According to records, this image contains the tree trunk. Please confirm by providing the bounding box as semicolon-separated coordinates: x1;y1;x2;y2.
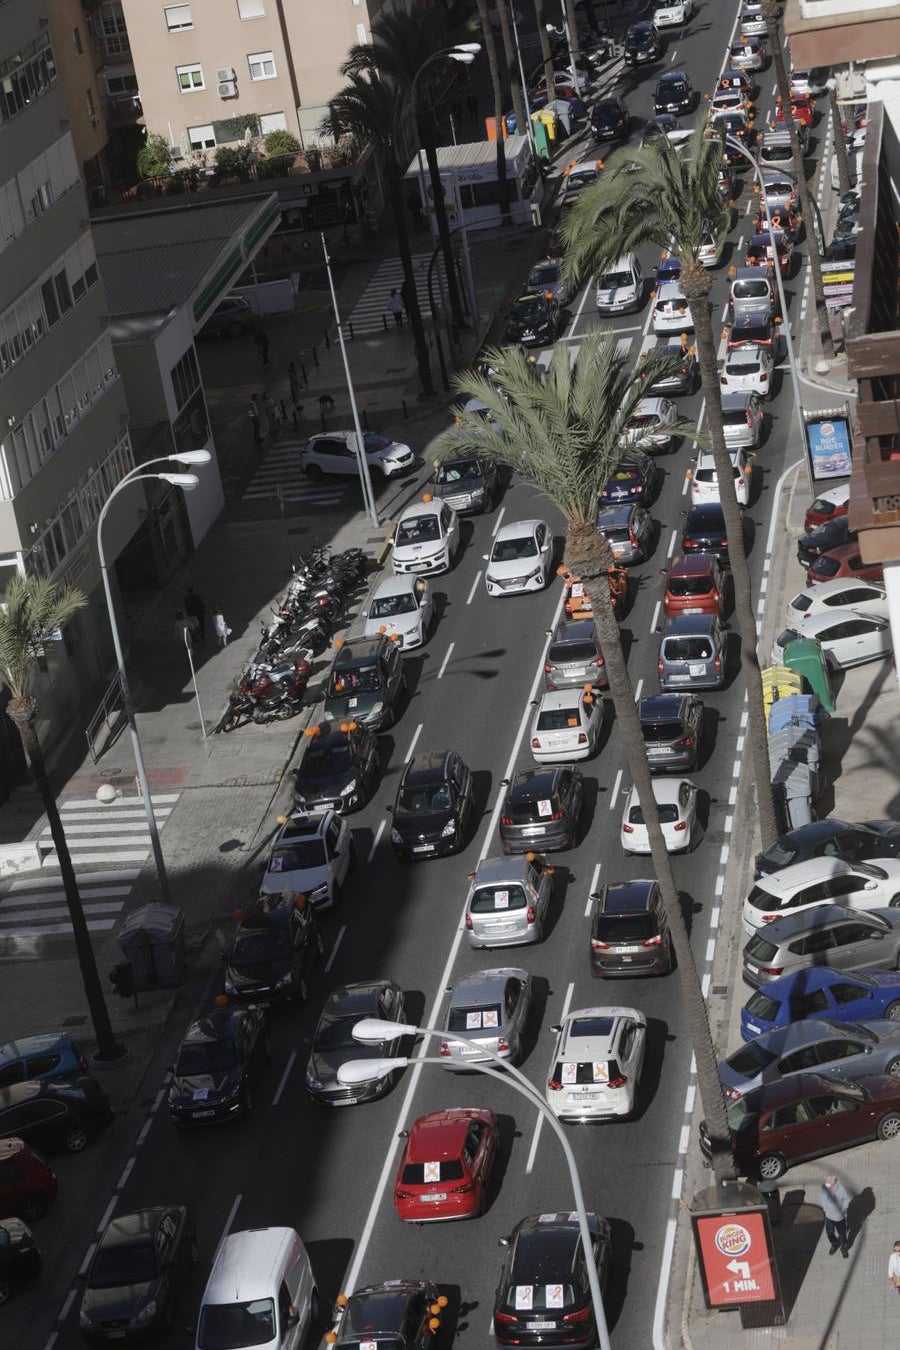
476;0;512;226
423;134;467;330
566;525;734;1183
8;699;121;1060
682;260;777;848
563;0;582;72
498;1;528;144
533;0;557;105
764;3;834;359
387;168;434;395
829;89;851;198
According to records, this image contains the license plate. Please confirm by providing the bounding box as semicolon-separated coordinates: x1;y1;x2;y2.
412;844;435;853
566;667;587;678
568;1091;600;1102
689;663;706;676
656;746;674;755
683;606;703;615
423;1192;447;1202
745;963;759;976
192;1109;215;1119
527;1322;556;1332
620;945;641;953
333;1097;358;1107
669;674;689;682
458;1044;479;1055
486;921;515;931
745;1023;760;1034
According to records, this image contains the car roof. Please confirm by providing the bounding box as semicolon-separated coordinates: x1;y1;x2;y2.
324;980;390;1017
762;966;885;999
633;396;668;415
182;1009;248;1046
794;578;882;603
407;1110;474;1160
495;518;543;541
721;390;755;409
731;267;773;284
398;499;443;522
656;281;687;300
564;161;601;178
451;968;527;1003
538;689;585;713
0;1032;75;1061
659;70;689;83
333;636;388;666
752;856;860;895
687;502;726;522
509;1213;602;1270
640;693;692;717
600;880;657;913
767;819;858;849
696;450;744;469
815;542;866;563
755;904;886;942
726;343;767;362
370;573;418;600
207;1228;302;1307
664;612;718;635
508;768;563;799
342;1282;433;1337
791;608;885;636
474;856;535;887
277;813;329;842
668;553;718;577
626;777;688;807
402;750;451;785
97;1208;168;1249
812;484;851;506
552;617;597;644
596;502;637;524
738;1072;857;1112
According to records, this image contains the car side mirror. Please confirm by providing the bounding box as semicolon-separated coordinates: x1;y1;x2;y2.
549;1024;561;1034
386;804;394;814
286;1307;300;1329
498;1235;510;1247
361;611;368;619
482;553;490;562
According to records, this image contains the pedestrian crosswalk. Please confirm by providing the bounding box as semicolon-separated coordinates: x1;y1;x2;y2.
0;792;179;957
344;251;452;339
242;439;347;507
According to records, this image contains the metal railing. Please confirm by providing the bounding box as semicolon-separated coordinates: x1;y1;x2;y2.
85;673;124;764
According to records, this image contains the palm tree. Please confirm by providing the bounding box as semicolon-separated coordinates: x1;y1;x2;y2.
563;121;778;848
532;0;558;104
0;576;121;1059
828;87;851;198
497;1;528;143
475;0;512;225
434;331;734;1181
762;0;834;359
323;71;434;395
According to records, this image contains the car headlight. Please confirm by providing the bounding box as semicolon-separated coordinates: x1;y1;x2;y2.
441;819;457;837
391;828;403;844
306;1067;324;1090
79;1310;94;1328
275;971;294;988
339;779;358;797
526;567;544;582
369;701;384;718
133;1301;158;1325
307;883;329;903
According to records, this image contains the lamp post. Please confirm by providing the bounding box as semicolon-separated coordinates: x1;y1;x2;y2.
96;450;210;904
340;1016;612;1350
411;46;480;215
507;4;538;157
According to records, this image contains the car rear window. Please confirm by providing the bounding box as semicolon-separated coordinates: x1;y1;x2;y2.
448;1005;502;1033
594;913;658;942
732;280;770;299
629;802;680;824
401;1159;464;1184
663;637;713;660
811;555;839;577
604;525;631;542
745;991;780;1021
722;407;751;426
724;1042;777;1078
470;885;527;913
504;796;560;823
537;708;582;731
552;1059;621;1084
642;720;683;743
789;593;812;612
745;933;778;960
548;641;597;665
730;356;761;374
745;884;778;910
667;575;714;595
502;1282;576;1313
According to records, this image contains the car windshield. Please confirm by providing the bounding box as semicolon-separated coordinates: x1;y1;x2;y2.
529;265;561;285
176;1038;238;1076
398;783;452;814
396;515;440;546
510;297;543;321
725;1097;757;1133
363;433;391;456
537;708;582;731
566;172;596;190
437;459;483;484
811;556;840;577
629;801;680;824
725;1042;778;1077
448;1004;502;1033
663;637;713;660
304;742;353;773
268;841;327;872
667;575;714;594
369;593;416;618
231;928;290;965
548;640;597;664
600;270;633;289
733;280;770;299
492;535;537;562
594;912;658;942
329;664;382;695
197;1299;277;1350
316;1013;369;1051
89;1241;158;1289
402;1159;464;1184
470;884;528;913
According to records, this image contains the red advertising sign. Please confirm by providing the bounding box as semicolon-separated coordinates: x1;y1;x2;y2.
693;1211;776;1306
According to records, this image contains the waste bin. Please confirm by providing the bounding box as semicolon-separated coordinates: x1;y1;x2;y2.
782;636;835;713
118;903;186;991
530;114;552;160
757;1177;782;1227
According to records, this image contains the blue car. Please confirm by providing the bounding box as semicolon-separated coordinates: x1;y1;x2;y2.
741;967;900;1041
0;1033;89;1088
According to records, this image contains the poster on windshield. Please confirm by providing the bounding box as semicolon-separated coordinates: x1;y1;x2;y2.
805;414;852;482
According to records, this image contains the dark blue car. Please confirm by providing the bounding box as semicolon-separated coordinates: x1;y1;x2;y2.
741;967;900;1041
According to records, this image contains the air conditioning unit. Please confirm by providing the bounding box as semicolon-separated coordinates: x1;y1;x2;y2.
216;68;235;82
217;80;238;98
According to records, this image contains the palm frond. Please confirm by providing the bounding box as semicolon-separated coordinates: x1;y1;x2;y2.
0;575;87;700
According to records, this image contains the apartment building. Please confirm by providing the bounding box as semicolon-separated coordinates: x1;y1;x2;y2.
0;0;142;770
118;0;397;157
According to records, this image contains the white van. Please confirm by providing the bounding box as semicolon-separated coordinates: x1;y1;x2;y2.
196;1227;317;1350
596;254;643;314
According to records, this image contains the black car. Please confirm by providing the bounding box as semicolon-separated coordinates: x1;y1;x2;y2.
430;453;501;515
224;892;324;1006
826;234;857;262
493;1213;612;1349
624;20;663;65
305;980;407;1105
590;880;673;978
322;634;405;731
79;1207;196;1342
499;767;583;854
0;1217;41;1305
754;818;900;878
639;342;698;396
599;450;658;507
590;96;628;142
503;293;559;347
641;113;680;147
682;503;732;560
332;1279;444;1350
0;1078;112;1154
391;749;475;859
167;1006;268;1125
796;515;858;567
654;71;694;115
292;721;380;813
639;693;704;772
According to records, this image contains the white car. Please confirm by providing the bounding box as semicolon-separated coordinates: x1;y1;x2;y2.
484;519;554;597
260;811;353;910
652;0;693;27
720;342;775;397
546;1007;647;1120
773;609;892;670
621;397;677;453
302;430;415;480
698;232;726;269
790;69;828;99
362;575;433;650
652;281;693;334
742;857;900;937
786;578;887;626
529;689;603;763
391;498;460;576
621;778;698;854
710;89;753;117
721;390;765;450
689;449;755;507
561;161;603;213
595;254;643;315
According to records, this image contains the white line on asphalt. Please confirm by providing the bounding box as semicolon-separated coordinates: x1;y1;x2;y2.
44;1331;59;1350
705;938;716;963
585;862;602;917
720;302;728;323
325;926;346;974
404;723;423;762
740;707;748;729
724;814;733;834
766;459;804;557
745;196;753;215
670;48;678;62
98;1196;118;1235
702;971;711;997
690;1053;696;1076
78;1245;96;1280
736;734;745;753
491;506;506;537
670;1167;684;1200
116;1158;134;1192
736;233;743;250
667;528;677;558
710;907;720;929
714;874;724;897
526;981;573;1174
719;844;729;866
221;1194;242;1242
272;1050;297;1107
650;599;661;634
633;676;643;703
759;573;768;594
678;1124;690;1153
437;642;454;679
728;784;737;806
59;1289;77;1322
609;767;623;811
367;819;386;863
151;1087;165;1113
685;1084;696;1115
681;470;689;496
466;571;482;605
136;1118;152;1148
652;1216;680;1350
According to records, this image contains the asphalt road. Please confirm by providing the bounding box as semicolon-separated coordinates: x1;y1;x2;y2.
29;2;835;1347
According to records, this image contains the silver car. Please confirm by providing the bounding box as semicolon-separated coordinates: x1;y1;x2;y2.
544;616;608;692
595;502;653;565
441;968;533;1066
464;856;554;949
658;614;727;690
719;1018;900;1100
721;390;764;450
742;905;900;989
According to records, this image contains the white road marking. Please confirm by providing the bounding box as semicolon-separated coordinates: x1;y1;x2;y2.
736;233;743;250
740;707;749;728
116;1158;134;1191
710;906;720;929
367;819;386;863
670;1167;684;1200
491;506;506;537
466;571;482;605
667;528;678;558
745;196;753;215
728;784;738;806
404;723;423;762
585;862;602;917
98;1196;118;1235
702;971;711;997
705;938;716;963
437;642;454;679
59;1289;77;1322
136;1118;152;1147
678;1124;690;1153
650;599;661;633
325;926;346;973
272;1050;297;1106
634;676;644;703
220;1194;242;1241
525;981;574;1174
609;767;623;810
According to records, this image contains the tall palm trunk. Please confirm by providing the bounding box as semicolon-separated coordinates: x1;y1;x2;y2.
7;700;121;1060
763;1;834;359
423;134;467;329
829;89;851;198
563;0;582;71
681;259;777;847
566;525;733;1183
476;0;512;226
533;0;556;104
387;166;434;395
498;1;528;143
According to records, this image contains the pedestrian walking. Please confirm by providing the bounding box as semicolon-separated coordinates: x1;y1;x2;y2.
889;1240;900;1295
407;189;425;230
212;607;231;649
183;586;207;643
175;610;195;649
262;391;281;439
288;362;303;420
254;328;271;370
821;1175;851;1258
387;288;405;329
466;93;479;126
247;393;263;446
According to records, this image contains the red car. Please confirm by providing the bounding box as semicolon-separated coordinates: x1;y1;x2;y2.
746;230;792;277
0;1138;57;1221
663;554;727;619
700;1070;900;1180
807;542;884;586
774;95;814;128
394;1108;497;1221
804;484;850;531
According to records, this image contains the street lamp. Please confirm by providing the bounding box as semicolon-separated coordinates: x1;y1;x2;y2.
339;1016;612;1350
96;449;210;904
412;47;481;214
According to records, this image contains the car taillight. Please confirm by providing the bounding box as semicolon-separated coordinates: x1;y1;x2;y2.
643;934;663;947
545;680;557;690
594;655;605;667
720;537;728;546
608;1074;628;1089
746;412;753;428
498;1037;510;1053
623;823;634;833
590;938;610;950
674;820;687;832
629;530;638;547
563;1306;591;1325
531;736;541;748
577;732;587;744
78;1054;88;1072
548;1076;562;1090
760;372;768;382
494;1311;517;1327
672;735;694;749
723;1086;743;1101
714;657;722;672
452;1181;474;1194
395;1189;414;1200
757;966;783;977
720;375;728;384
440;1041;451;1056
547;810;564;820
658;659;664;677
544;662;553;672
761;913;779;924
465;913;473;930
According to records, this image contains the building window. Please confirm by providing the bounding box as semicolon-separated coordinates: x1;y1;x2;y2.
105;72;138;97
85;87;97;125
170;347;200;411
73;27;83;56
248;51;276;81
259;111;287;134
23;435;135;580
188;123;216;150
165;4;193;31
237;0;266;17
177;63;204;92
99;2;130;56
0;235;100;382
0;39;58;125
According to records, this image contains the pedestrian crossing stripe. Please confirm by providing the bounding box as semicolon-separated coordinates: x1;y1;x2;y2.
345;252;452;338
242;441;348;507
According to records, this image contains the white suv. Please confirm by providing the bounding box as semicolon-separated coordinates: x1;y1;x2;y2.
261;811;354;910
302;431;414;480
742;857;900;936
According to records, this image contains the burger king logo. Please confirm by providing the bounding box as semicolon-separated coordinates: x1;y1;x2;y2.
714;1222;752;1257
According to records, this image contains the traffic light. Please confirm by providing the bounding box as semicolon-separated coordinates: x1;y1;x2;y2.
109;962;135;998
